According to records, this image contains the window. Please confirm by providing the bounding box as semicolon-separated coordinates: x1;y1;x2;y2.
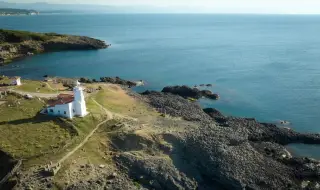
73;109;75;113
64;111;67;115
50;109;53;113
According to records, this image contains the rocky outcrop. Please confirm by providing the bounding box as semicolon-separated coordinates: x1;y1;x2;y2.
0;150;17;189
42;36;107;51
205;110;320;146
142;90;212;122
142;90;320;189
100;77;137;87
162;85;219;100
115;153;197;190
0;29;109;65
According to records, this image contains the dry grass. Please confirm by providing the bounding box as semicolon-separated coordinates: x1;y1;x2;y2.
93;84;157;120
15;80;57;93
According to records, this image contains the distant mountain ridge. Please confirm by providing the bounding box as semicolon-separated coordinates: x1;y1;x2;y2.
0;1;171;13
0;8;38;15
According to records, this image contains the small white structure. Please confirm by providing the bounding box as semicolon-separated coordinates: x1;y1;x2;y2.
42;81;88;119
12;77;21;86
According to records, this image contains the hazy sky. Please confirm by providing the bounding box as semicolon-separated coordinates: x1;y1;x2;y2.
8;0;320;14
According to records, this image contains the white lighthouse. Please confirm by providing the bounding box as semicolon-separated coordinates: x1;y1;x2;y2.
42;81;88;119
73;81;87;117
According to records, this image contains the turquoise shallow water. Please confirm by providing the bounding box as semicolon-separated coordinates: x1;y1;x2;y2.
1;14;320;158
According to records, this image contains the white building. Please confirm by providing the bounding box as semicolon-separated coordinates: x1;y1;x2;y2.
12;77;21;86
42;82;88;119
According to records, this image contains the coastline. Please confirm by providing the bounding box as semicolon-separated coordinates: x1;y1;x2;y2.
1;75;320;189
0;29;109;66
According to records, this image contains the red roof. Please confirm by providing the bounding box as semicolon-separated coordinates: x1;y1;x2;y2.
48;94;74;107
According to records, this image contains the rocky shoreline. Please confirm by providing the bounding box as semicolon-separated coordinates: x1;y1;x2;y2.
0;29;109;65
140;88;320;189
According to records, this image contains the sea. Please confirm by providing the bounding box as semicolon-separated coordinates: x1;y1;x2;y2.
1;14;320;158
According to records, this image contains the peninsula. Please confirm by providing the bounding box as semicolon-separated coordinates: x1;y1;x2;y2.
0;29;109;65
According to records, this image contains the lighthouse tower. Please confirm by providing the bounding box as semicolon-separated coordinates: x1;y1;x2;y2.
73;81;87;117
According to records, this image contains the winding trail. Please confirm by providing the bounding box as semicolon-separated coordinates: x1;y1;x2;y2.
44;82;56;91
92;99;138;121
57;118;111;164
55;99;113;165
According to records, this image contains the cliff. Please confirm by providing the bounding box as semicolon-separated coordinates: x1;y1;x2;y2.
0;29;109;65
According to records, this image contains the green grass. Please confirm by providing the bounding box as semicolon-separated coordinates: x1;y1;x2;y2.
15;80;57;93
94;87;150;115
0;29;61;43
0;95;72;159
0;76;13;85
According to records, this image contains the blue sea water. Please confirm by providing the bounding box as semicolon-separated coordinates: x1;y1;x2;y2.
1;14;320;158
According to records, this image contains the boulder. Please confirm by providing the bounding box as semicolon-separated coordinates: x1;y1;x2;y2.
100;77;137;87
161;85;220;100
162;85;202;99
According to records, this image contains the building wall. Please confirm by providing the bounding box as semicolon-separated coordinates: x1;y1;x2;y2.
16;78;21;86
12;78;21;86
47;103;74;119
73;101;87;117
73;86;87;117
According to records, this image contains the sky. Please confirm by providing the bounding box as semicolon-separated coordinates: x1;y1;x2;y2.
7;0;320;14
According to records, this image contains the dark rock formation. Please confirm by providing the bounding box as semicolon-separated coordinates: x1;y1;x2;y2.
100;77;137;87
115;153;197;190
0;150;17;189
205;111;320;146
142;91;320;190
161;85;219;100
142;91;212;122
203;108;227;124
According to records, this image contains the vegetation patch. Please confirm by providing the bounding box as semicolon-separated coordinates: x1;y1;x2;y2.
0;29;62;43
0;95;72;159
94;86;155;118
15;80;58;93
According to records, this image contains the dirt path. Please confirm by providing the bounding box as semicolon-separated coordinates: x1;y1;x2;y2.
56;99;113;165
57;118;111;164
44;82;56;91
92;99;138;121
92;99;113;118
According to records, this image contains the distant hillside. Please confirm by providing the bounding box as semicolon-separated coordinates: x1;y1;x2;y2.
0;8;38;15
0;1;171;13
0;29;109;65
